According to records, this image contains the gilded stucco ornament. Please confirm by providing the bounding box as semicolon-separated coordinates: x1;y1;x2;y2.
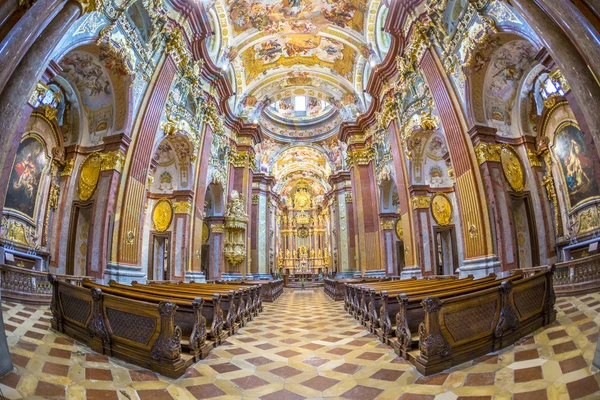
74;0;103;14
202;222;210;244
431;193;453;226
500;145;525;192
100;150;125;172
474;142;501;164
396;220;403;240
173;201;192;215
78;153;102;201
152;199;173;232
380;220;394;230
411;196;431;209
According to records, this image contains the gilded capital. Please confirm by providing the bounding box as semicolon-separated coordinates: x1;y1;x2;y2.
411;196;431;209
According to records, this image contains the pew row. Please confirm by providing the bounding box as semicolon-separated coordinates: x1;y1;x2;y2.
50;277;196;378
324;278;390;301
341;268;555;375
213;280;284;302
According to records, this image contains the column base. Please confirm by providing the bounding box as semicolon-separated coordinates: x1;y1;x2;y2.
220;272;243;281
400;266;423;279
185;271;206;283
363;269;386;278
335;271;355;279
104;263;146;284
457;256;501;279
253;274;273;280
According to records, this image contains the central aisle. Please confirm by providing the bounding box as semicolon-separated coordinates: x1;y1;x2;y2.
195;288;405;399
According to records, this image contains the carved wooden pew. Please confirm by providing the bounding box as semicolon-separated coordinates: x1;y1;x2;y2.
324;278;389;301
132;281;253;330
365;274;502;333
215;280;283;302
398;268;555;375
154;281;263;317
346;276;474;323
51;277;194;378
82;280;226;349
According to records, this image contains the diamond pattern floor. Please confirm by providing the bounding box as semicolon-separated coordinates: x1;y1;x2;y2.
1;289;599;399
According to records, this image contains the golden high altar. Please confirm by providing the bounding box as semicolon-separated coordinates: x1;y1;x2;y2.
277;185;332;274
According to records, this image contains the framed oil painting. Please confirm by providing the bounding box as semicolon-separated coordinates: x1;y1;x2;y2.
4;135;48;221
554;122;600;209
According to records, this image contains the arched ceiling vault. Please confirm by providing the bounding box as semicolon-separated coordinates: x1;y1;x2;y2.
210;0;386;143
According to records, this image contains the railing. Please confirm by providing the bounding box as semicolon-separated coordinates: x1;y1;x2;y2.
0;264;95;304
521;255;600;295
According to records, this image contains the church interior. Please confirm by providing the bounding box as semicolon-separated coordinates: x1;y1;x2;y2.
0;0;600;398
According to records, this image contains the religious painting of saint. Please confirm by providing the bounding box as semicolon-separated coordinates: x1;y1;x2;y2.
554;123;600;209
5;136;48;220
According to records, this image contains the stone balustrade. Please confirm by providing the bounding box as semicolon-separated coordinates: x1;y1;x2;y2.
0;264;94;304
521;255;600;295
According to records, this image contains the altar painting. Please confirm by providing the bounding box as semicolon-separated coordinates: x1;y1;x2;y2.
554;123;600;209
5;136;48;221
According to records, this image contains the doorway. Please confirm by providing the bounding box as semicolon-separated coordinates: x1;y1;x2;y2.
201;244;210;280
433;226;458;276
67;202;93;276
149;233;171;281
510;194;539;269
396;240;405;276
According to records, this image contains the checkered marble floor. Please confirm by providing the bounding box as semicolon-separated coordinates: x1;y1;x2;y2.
1;289;599;399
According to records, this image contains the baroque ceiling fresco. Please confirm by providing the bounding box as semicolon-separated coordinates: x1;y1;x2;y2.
209;0;389;196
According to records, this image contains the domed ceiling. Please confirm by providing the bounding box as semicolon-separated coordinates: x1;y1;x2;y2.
208;0;391;144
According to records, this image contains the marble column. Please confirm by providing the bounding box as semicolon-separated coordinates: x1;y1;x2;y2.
189;124;214;282
388;120;420;277
470;126;518;271
0;0;63;93
410;189;435;276
0;0;81;217
251;173;273;279
510;0;600;158
328;171;355;277
88;134;130;280
0;304;11;376
349;153;383;277
172;190;193;281
112;56;177;271
538;0;600;83
379;212;399;276
0;0;19;28
207;216;225;280
420;49;500;278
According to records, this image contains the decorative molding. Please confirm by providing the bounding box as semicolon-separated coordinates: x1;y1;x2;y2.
474;142;501;164
173;201;192;215
100;150;126;172
211;224;225;234
380;220;394;230
411;196;431;209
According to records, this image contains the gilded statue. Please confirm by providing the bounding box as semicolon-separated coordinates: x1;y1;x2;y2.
310;248;315;258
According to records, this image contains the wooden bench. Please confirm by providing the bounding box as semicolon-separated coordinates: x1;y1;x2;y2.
394;267;556;375
128;281;255;331
215;280;284;302
50;277;194;378
324;278;389;301
82;280;227;350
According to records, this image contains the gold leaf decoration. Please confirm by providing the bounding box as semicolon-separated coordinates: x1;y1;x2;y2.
153;199;173;232
431;193;453;226
78;153;102;201
500;145;525;192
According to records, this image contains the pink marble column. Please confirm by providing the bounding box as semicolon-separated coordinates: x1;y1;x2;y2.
510;0;600;158
469;126;518;271
171;190;193;281
87;134;130;279
0;0;81;216
379;212;399;276
207;216;225;279
0;0;63;92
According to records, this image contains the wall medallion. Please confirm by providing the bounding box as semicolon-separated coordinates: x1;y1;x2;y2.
202;222;210;244
500;146;525;192
78;153;102;201
153;199;173;232
431;193;453;226
395;219;403;240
